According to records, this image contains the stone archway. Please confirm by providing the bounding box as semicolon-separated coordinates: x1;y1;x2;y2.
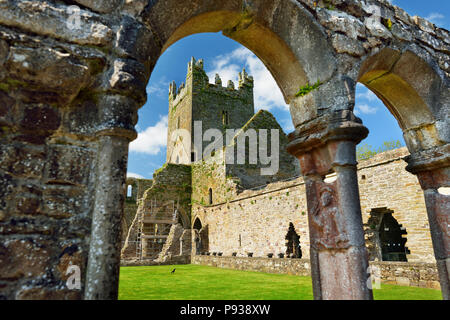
192;217;208;255
0;0;448;300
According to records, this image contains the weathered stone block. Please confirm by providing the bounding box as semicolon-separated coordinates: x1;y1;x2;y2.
19;104;61;132
0;239;51;280
317;9;365;39
42;185;84;218
0;0;113;46
0;144;46;178
115;15;160;65
16;287;81;300
45;145;93;186
104;59;147;104
73;0;123;14
96;94;139;134
331;33;365;57
5;46;90;99
14;184;42;216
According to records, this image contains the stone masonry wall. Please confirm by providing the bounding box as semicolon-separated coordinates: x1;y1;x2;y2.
192;148;434;263
191;255;440;289
358;148;433;262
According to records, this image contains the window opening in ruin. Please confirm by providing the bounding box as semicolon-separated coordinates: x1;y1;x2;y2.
365;208;410;262
209;188;213;205
127;185;132;198
193;217;202;230
379;212;409;262
285;222;302;258
222;111;229;126
191;152;196;163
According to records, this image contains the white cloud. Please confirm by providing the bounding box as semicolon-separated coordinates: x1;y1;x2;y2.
146;77;170;98
206;47;288;111
280;118;295;133
356;88;378;102
354;104;378;116
425;13;445;25
129;116;168;155
127;172;144;179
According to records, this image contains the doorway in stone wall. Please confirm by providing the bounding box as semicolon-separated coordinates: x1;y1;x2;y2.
193;217;209;255
285;222;302;259
365;208;410;262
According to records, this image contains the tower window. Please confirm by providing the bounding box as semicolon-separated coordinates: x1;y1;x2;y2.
222;111;229;126
209;188;213;205
127;185;132;198
191;152;196;163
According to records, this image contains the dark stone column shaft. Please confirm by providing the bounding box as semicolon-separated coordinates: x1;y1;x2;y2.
85;135;130;300
298;141;372;300
414;166;450;300
287;112;372;300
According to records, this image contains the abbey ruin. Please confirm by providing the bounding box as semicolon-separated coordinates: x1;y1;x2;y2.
120;59;438;290
0;0;448;300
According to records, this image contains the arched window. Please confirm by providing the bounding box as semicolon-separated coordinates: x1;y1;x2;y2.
193;217;202;231
222;111;229;125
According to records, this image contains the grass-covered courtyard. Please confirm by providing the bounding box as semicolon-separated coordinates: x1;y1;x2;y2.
118;265;442;300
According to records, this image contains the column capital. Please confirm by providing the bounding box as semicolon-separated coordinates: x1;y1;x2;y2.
287;111;368;176
405;144;450;176
94;94;140;142
287;110;368;159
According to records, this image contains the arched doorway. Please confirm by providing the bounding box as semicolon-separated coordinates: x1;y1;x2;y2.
285;223;302;259
193;217;208;255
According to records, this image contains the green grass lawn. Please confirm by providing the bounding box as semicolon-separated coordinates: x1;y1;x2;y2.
118;265;442;300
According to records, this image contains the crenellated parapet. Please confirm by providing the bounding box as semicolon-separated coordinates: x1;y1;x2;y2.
169;57;254;108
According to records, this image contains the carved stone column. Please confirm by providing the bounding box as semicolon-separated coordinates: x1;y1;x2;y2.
406;147;450;300
84;95;139;300
288;111;373;300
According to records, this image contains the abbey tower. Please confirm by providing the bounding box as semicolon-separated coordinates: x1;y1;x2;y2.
166;57;255;164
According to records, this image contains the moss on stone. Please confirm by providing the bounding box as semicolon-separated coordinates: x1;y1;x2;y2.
295;80;322;97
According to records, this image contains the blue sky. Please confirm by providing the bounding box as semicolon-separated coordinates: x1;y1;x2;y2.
127;0;449;179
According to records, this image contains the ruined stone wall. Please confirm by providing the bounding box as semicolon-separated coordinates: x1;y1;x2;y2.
191;149;239;206
121;163;192;262
191;109;300;206
122;178;153;244
193;148;433;263
191;256;440;289
192;177;310;258
225;110;300;189
358;148;434;262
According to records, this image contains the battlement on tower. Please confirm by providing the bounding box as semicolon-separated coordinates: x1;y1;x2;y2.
168;57;254;104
